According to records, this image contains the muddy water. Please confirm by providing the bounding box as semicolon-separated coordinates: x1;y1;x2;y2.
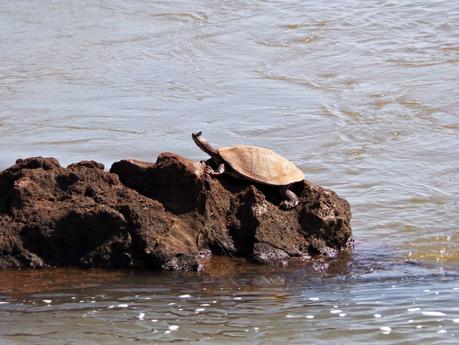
1;0;459;343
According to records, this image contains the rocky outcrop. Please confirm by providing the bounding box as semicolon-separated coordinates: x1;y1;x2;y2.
0;154;352;271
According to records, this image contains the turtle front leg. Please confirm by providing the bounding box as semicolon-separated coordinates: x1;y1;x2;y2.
205;163;225;176
279;186;299;210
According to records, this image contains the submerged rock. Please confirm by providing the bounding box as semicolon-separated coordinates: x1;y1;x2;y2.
0;154;352;271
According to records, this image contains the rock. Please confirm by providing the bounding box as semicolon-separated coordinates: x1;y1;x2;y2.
0;154;352;271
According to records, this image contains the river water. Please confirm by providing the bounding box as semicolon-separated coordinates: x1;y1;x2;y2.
0;0;458;343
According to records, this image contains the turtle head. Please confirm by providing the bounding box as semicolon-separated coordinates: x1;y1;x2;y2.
192;131;219;158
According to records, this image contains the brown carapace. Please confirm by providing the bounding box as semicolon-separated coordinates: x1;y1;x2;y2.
218;145;304;186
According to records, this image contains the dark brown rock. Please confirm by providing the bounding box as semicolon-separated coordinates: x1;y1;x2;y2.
0;154;352;271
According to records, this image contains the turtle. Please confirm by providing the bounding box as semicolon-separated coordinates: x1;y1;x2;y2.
192;131;304;210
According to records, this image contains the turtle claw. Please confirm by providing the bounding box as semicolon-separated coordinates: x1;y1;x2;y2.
279;199;299;210
204;166;214;175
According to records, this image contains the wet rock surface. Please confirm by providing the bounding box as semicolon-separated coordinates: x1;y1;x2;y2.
0;154;352;271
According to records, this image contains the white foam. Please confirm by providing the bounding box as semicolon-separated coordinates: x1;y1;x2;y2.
330;309;343;314
234;297;242;300
0;302;10;305
195;308;205;312
179;294;191;299
339;313;346;317
453;319;459;323
380;326;391;334
308;297;319;301
117;304;129;308
305;315;315;319
438;329;447;334
168;325;179;331
374;314;382;318
138;313;145;320
416;325;423;329
286;314;302;318
422;311;445;317
42;299;52;304
408;307;420;312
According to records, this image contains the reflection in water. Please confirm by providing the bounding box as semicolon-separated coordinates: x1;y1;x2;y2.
0;0;458;343
0;249;459;344
0;269;124;295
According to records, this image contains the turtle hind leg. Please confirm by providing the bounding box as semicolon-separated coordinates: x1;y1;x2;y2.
279;186;299;210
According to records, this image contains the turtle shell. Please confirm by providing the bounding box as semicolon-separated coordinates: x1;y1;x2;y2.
217;145;304;186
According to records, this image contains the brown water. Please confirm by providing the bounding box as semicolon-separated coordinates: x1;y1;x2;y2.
1;0;458;343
